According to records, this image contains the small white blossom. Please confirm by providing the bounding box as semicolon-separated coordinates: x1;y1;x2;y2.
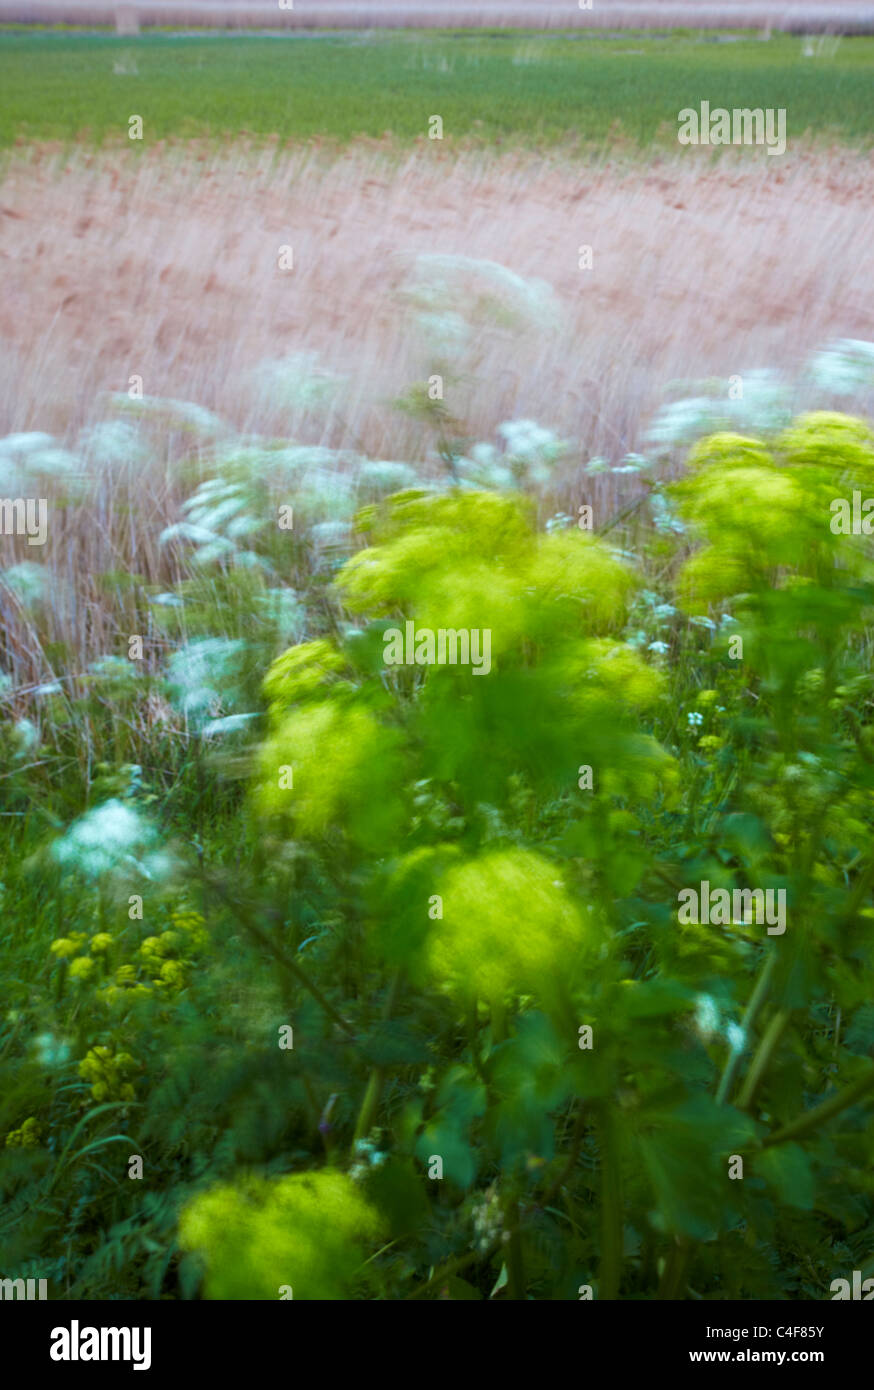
694;994;721;1039
809;339;874;396
51;798;160;881
33;1032;72;1068
165;638;245;726
12;718;39;754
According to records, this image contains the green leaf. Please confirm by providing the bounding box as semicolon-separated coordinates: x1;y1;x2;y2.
618;978;695;1019
363;1159;429;1237
721;812;772;858
436;1065;488;1128
490;1264;509;1299
756;1143;816;1210
638;1096;758;1239
845;1004;874;1056
414;1121;477;1189
358;1021;433;1067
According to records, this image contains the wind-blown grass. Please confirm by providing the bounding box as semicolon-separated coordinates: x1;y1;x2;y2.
1;141;872;679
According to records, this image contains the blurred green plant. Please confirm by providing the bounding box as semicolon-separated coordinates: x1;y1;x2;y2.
2;408;874;1303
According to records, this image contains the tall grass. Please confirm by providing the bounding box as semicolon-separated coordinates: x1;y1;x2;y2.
1;143;873;685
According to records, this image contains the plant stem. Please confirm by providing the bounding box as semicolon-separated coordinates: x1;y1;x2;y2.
716;948;777;1106
504;1192;526;1301
352;969;402;1146
211;876;356;1038
763;1063;874;1149
598;1104;623;1299
661;951;779;1301
538;1103;586;1209
737;1009;791;1111
352;1071;383;1148
485;995;526;1298
656;1238;691;1300
405;1211;524;1302
405;1246;486;1301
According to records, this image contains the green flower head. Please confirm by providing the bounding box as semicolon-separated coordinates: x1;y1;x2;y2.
777;411;874;482
523;531;636;637
427;849;592;1003
68;956;96;981
335;490;532;618
257;701;405;851
684;432;774;474
50;933;87;960
262;640;350;720
179;1170;383;1300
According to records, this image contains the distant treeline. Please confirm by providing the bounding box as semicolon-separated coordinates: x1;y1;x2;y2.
1;2;873;37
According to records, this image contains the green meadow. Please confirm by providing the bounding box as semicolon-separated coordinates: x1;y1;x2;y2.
1;29;873;150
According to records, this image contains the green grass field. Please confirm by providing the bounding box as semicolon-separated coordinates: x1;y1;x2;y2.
1;29;873;150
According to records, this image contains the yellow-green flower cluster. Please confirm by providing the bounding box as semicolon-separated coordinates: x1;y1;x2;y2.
50;932;88;959
777;411;874;482
262;640;350;718
69;956;96;981
697;735;725;755
168;909;210;950
4;1116;42;1148
257;701;405;853
685;432;775;474
258;486;676;838
78;1045;137;1103
567;638;664;712
96;910;209;1005
671;418;870;609
49;908;209;1008
524;530;636;638
336;490;635;648
336;490;533;623
50;928;115;973
43;908;211;1112
427;848;593;1004
336;495;530;660
178;1170;383;1300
